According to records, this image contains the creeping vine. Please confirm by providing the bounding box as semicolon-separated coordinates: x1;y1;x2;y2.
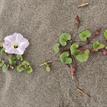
40;6;107;97
53;28;107;76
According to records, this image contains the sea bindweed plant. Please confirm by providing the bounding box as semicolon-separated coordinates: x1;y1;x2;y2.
52;29;107;80
0;33;33;73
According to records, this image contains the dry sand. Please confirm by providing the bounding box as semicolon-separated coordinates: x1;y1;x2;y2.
0;0;107;107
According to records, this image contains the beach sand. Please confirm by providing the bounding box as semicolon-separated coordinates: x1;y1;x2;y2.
0;0;107;107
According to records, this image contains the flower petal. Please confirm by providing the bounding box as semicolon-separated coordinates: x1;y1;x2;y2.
4;34;17;42
20;39;29;50
16;48;24;55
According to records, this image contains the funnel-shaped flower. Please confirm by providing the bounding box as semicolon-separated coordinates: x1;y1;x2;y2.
3;33;29;55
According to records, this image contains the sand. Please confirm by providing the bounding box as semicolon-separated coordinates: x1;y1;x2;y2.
0;0;107;107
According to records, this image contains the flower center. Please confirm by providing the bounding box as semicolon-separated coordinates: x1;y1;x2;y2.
13;44;18;49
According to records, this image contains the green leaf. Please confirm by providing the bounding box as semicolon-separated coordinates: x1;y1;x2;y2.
9;56;17;65
40;61;52;72
0;60;4;67
0;48;5;55
59;33;71;46
45;65;51;72
16;65;25;72
60;52;69;63
9;55;23;66
79;30;91;42
16;55;23;61
21;61;30;66
92;41;105;51
16;61;33;74
104;30;107;40
26;66;33;74
70;43;80;55
64;58;72;64
76;49;90;63
60;52;72;64
2;64;9;72
53;43;60;54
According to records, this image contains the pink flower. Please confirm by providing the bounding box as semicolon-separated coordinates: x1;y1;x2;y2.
3;33;29;55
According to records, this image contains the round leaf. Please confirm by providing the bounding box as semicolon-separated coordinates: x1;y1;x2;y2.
79;30;91;42
70;43;79;55
60;52;72;64
64;58;72;64
53;43;60;54
26;66;33;74
59;33;71;46
9;56;17;65
76;49;90;63
92;41;105;51
60;52;69;63
16;61;33;74
16;55;23;61
16;65;25;72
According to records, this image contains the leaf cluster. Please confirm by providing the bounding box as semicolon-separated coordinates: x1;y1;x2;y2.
53;30;107;66
0;46;33;74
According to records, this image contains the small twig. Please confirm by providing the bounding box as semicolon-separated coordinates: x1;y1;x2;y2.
39;59;58;67
94;28;102;36
61;48;70;53
75;15;81;29
69;54;80;86
77;87;91;97
78;2;89;8
90;28;102;41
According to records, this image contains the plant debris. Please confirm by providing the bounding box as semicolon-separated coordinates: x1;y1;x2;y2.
70;66;77;79
77;87;91;97
40;60;53;72
75;15;81;28
78;2;89;8
94;28;102;37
